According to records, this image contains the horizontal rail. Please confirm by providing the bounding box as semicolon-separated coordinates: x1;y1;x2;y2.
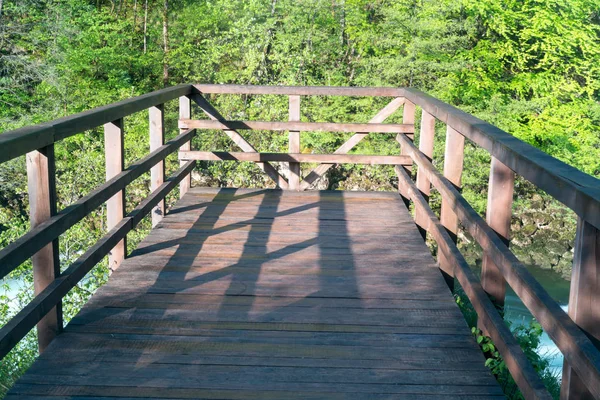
403;88;600;231
0;129;196;280
193;84;404;97
395;165;552;400
396;132;600;398
0;85;192;164
179;119;414;134
0;161;195;359
179;151;412;165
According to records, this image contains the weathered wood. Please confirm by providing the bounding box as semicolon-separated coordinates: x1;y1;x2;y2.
300;97;405;190
414;110;435;237
0;162;194;360
403;87;600;231
25;145;61;353
194;84;405;97
179;119;414;134
561;219;600;400
150;104;165;227
179;151;412;165
480;157;514;309
0;128;196;281
288;95;301;190
0;84;192;164
396;132;600;399
398;100;415;200
395;165;552;400
179;95;192;198
438;126;464;288
104;118;126;272
191;94;289;189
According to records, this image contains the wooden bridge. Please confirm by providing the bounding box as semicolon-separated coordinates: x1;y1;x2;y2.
0;85;599;399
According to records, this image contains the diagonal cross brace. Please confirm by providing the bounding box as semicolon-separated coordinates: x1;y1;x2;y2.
299;97;405;190
191;94;289;189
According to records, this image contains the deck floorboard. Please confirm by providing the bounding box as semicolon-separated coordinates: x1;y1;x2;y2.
8;188;504;399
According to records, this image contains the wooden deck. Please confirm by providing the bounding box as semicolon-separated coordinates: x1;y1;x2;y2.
7;188;503;399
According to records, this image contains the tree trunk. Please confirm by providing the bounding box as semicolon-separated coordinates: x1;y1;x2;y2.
132;0;137;46
143;0;148;53
162;0;169;86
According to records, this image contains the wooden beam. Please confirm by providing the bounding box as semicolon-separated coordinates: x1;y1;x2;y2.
179;151;412;165
288;96;301;190
396;132;600;399
395;165;553;400
104;119;126;273
25;145;61;353
300;97;405;190
179;119;414;134
480;157;514;309
0;85;192;164
414;110;436;238
0;161;195;360
0;128;196;281
403;87;600;231
193;84;405;97
149;104;165;227
438;126;465;288
179;96;192;198
398;100;415;201
191;94;288;189
561;219;600;400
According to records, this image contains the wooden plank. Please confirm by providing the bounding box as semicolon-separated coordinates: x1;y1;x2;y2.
395;165;552;400
414;110;435;237
0;129;196;280
561;219;600;400
191;94;289;189
179;151;412;165
25;145;61;352
480;156;514;308
288;95;301;190
0;85;192;164
179;96;192;198
193;84;405;97
398;100;415;201
300;97;405;190
0;162;194;360
179;119;414;134
104;118;126;272
438;126;464;288
403;87;600;231
150;104;166;227
396;132;600;399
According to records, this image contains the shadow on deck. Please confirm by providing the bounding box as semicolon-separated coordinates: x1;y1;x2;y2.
6;187;502;399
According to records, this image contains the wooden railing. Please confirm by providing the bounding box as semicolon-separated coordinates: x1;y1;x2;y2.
0;84;599;400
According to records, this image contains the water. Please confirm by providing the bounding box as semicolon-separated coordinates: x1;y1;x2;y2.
502;264;571;378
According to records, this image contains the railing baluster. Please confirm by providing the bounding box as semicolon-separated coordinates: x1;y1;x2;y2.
480;156;514;309
398;100;415;201
150;104;165;227
414;110;435;239
179;95;192;198
288;95;301;190
561;218;600;400
439;126;465;289
26;145;61;352
104;118;126;272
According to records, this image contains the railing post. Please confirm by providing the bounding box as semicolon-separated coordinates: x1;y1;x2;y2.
398;100;416;201
480;157;514;309
561;218;600;400
414;110;435;239
439;126;465;289
150;104;165;227
179;95;192;198
26;145;61;352
288;95;301;190
104;118;126;272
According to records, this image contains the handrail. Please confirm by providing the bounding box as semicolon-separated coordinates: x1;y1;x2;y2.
0;84;192;164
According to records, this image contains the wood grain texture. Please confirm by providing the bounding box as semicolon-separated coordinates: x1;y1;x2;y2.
288;95;301;190
150;104;166;227
7;187;500;399
179;96;192;198
179;119;414;133
179;151;411;165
